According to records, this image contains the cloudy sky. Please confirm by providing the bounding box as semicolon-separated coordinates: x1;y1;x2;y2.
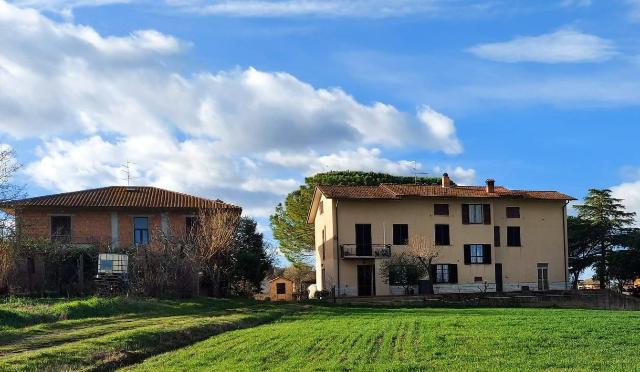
2;0;640;254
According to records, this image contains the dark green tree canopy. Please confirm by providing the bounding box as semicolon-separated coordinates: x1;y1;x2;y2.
270;171;442;264
572;189;637;289
229;217;273;295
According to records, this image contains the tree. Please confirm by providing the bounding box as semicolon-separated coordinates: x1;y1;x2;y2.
270;171;442;264
193;207;242;297
567;216;598;288
283;263;313;299
607;248;640;291
228;217;273;295
379;234;438;295
0;149;23;292
574;189;636;289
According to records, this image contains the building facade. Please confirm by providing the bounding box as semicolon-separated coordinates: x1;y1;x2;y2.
308;175;575;296
1;186;240;294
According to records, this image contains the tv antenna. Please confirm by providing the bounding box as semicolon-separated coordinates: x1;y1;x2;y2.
411;161;429;184
121;161;137;186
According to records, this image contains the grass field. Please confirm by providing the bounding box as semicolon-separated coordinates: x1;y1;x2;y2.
0;297;298;371
132;305;640;371
2;298;640;371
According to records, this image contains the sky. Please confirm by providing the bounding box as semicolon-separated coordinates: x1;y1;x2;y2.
1;0;640;264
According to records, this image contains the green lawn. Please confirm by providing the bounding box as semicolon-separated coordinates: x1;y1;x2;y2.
0;297;298;371
3;299;640;371
131;305;640;371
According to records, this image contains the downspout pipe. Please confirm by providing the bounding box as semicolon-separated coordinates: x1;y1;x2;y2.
562;200;569;290
335;200;340;297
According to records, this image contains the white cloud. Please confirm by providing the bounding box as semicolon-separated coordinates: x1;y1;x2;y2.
7;0;512;19
612;181;640;225
468;29;616;63
0;1;466;217
418;106;462;155
168;0;442;17
265;148;415;175
241;178;299;195
432;166;476;185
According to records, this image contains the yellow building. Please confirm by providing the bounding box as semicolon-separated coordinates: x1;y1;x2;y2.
307;174;575;296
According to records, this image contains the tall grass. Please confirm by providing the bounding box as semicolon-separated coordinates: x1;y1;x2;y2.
0;296;219;330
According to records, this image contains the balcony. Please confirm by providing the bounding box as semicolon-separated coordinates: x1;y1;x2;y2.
340;244;391;259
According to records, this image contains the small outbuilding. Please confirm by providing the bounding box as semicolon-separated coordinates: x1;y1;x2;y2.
268;276;294;301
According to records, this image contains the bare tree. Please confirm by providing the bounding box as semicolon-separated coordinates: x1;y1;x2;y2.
283;263;313;300
379;234;439;295
0;148;24;235
407;234;439;283
0;148;23;292
192;207;241;297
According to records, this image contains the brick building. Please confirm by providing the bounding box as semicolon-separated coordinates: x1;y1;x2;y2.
0;186;240;294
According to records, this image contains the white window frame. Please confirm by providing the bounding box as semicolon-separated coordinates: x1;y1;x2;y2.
470;244;484;263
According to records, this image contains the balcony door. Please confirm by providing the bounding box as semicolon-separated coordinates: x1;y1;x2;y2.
355;224;372;256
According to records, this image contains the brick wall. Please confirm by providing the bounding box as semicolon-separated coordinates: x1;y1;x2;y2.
16;208;195;246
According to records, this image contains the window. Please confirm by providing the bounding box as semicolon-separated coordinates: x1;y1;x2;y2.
474;276;483;282
507;226;521;247
494;226;501;247
322;228;326;260
393;224;409;245
434;204;449;216
506;206;520;218
463;204;490;224
434;224;450;245
50;216;71;240
464;244;491;264
436;264;449;283
134;217;149;245
468;204;483;224
470;244;484;263
537;263;549;291
433;264;457;284
276;282;286;295
389;265;418;286
319;200;324;215
186;216;199;235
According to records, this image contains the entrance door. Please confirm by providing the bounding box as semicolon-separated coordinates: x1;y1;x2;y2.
355;224;372;256
537;263;549;291
495;263;503;292
357;265;374;296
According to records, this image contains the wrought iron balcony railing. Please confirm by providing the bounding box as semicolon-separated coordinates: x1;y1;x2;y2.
340;244;391;259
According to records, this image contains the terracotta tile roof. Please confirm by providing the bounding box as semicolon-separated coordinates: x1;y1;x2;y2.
0;186;241;211
316;184;575;201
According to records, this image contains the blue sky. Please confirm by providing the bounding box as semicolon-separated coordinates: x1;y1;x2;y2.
2;0;640;264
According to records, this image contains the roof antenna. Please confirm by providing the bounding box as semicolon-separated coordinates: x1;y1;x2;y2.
121;161;137;189
411;161;429;184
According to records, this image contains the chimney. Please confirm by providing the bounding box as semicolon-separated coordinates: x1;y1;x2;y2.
486;179;495;193
441;173;450;188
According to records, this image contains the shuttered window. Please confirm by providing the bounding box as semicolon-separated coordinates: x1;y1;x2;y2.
494;226;501;247
463;204;491;224
434;224;450;245
464;244;492;265
507;226;521;247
